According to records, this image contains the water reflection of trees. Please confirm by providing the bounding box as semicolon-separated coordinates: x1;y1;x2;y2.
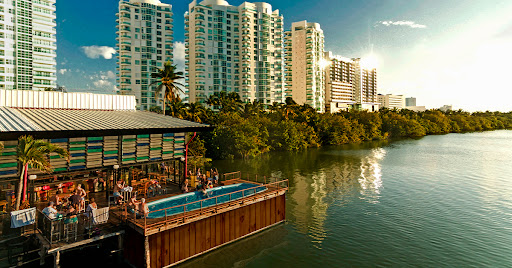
212;140;388;248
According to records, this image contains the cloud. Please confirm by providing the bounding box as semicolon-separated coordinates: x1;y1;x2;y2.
173;42;186;72
93;80;112;88
81;46;116;59
378;21;427;29
100;71;116;80
58;69;68;75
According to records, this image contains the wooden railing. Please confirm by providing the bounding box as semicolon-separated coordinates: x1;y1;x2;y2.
124;173;288;234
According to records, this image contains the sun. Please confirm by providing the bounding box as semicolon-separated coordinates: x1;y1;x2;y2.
360;54;380;70
319;58;331;69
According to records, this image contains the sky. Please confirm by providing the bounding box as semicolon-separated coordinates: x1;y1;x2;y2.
55;0;512;112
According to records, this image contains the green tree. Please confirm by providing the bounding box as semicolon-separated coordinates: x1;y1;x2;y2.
167;100;187;119
242;100;264;118
15;136;69;210
149;105;163;114
150;62;185;114
185;102;207;123
206;91;243;113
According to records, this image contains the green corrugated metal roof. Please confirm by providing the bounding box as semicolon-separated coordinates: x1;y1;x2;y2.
0;108;209;133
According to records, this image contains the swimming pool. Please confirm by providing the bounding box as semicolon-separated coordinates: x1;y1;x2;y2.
146;183;267;219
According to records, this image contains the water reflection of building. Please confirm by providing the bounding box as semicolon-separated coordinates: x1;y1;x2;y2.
288;146;386;248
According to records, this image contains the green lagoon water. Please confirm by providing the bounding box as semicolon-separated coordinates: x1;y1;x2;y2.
180;130;512;267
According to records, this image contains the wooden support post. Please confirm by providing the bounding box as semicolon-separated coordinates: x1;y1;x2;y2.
118;233;124;264
54;251;60;268
144;236;150;268
40;244;46;266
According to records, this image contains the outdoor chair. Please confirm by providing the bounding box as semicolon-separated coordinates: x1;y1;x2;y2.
92;207;109;225
63;217;78;242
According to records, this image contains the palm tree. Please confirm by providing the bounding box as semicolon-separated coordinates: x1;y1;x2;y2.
15;136;69;210
167;99;187;119
149;62;185;114
206;91;243;113
186;102;207;123
149;105;163;114
242;100;264;118
283;97;298;119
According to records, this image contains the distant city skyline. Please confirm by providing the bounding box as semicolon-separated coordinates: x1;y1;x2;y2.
55;0;512;112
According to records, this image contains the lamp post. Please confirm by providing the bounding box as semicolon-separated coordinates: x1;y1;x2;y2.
29;175;37;206
107;165;120;201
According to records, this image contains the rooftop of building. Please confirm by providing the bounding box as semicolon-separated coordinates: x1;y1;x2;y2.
0;106;209;137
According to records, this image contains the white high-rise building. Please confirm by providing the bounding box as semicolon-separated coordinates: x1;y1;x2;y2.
0;0;57;91
116;0;173;110
324;52;356;113
185;0;285;105
353;58;378;106
378;94;405;109
284;21;325;112
324;52;379;112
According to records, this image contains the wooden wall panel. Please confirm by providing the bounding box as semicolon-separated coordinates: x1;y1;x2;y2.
142;195;286;268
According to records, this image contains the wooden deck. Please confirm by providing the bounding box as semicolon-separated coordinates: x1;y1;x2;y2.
122;174;289;268
120;179;288;236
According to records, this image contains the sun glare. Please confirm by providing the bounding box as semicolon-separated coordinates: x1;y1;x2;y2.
319;58;331;69
360;54;380;70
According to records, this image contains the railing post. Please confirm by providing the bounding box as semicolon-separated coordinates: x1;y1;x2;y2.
200;200;203;212
183;206;186;223
215;197;218;206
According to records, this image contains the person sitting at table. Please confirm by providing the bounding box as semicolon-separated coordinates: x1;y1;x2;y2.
113;181;124;204
69;190;82;207
86;197;98;218
49;194;61;207
148;180;161;196
118;180;133;193
64;204;78;224
42;201;59;220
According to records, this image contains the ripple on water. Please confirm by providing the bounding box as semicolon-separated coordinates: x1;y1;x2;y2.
204;131;512;268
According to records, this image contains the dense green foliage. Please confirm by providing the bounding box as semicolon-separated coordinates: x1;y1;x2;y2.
160;95;512;160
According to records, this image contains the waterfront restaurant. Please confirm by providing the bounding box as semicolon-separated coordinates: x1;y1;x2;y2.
0;91;209;210
0;90;288;267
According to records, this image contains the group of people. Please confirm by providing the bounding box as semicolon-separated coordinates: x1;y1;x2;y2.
127;193;149;219
42;183;98;225
181;168;220;196
112;180;134;204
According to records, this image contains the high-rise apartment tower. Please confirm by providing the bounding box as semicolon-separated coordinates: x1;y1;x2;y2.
284;21;325;112
324;52;379;112
185;0;285;105
116;0;173;110
0;0;57;91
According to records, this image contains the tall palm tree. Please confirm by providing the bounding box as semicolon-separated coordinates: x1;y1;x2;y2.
149;62;185;114
15;136;69;210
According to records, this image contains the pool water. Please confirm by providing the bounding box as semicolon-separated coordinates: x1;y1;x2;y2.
146;183;267;219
